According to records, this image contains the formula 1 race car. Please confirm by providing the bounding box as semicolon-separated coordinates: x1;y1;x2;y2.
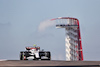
20;46;51;60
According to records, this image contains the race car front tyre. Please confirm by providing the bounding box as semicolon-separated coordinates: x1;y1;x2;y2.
47;52;51;60
20;52;24;60
40;52;51;60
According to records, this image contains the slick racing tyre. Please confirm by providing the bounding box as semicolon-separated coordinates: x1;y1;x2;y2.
47;52;51;60
20;52;24;60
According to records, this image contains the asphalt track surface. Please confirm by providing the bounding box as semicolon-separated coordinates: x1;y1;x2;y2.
0;60;100;67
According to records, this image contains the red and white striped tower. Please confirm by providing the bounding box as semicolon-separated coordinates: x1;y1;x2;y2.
51;17;83;61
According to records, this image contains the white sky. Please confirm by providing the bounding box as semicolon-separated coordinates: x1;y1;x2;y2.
0;0;100;61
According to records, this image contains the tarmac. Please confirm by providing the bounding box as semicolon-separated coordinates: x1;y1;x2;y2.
0;60;100;67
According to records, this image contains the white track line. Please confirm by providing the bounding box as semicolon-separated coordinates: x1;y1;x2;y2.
0;59;7;61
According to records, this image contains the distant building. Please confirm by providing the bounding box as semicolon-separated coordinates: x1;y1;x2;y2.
51;17;83;61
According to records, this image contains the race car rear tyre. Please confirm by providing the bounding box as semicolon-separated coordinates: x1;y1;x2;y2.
20;52;24;60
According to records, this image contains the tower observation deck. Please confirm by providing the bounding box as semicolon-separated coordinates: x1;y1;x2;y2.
51;17;83;61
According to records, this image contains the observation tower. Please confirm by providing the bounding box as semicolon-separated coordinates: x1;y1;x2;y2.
51;17;83;61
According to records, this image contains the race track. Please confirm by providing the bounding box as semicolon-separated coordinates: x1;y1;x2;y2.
0;60;100;67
